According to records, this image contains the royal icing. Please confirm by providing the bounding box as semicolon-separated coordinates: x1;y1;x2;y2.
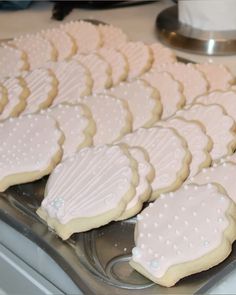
0;114;63;192
150;43;176;68
98;24;128;48
158;117;212;177
81;94;132;146
142;70;185;119
155;62;208;104
119;126;190;199
176;103;236;160
108;80;162;130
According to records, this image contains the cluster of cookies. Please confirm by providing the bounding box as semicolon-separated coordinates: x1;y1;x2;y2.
1;20;236;287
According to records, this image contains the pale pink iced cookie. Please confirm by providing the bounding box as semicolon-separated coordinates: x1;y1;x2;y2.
73;53;112;93
0;46;28;79
195;90;236;122
97;47;128;85
158;117;212;177
0;84;8;113
118;42;153;80
98;24;128;48
155;62;208;104
189;162;236;204
107;80;162;130
142;70;185;119
195;63;235;91
119;126;191;200
22;68;57;115
40;28;76;61
150;43;177;68
0;77;29;120
0;114;63;192
8;35;56;70
130;183;236;287
81;94;132;146
47;60;92;106
61;21;102;53
37;145;139;240
175;103;236;161
44;103;96;160
117;147;154;221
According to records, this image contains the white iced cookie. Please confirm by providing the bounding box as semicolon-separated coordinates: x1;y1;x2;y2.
0;77;29;120
47;60;92;106
97;47;128;85
117;147;154;221
98;24;128;48
73;53;112;93
119;126;191;200
60;21;102;53
108;80;162;130
142;70;185;119
195;90;236;122
155;62;208;104
40;28;76;60
118;42;153;80
195;63;235;91
150;43;177;68
0;84;8;113
45;103;96;160
81;94;132;146
0;114;63;192
37;144;139;240
22;68;58;115
0;46;28;79
158;117;212;177
176;103;236;161
130;183;236;287
8;35;56;70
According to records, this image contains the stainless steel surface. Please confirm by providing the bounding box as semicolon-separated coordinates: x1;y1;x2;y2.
156;6;236;56
1;179;236;294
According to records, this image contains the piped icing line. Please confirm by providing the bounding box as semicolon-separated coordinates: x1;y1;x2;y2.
130;183;236;287
37;144;139;240
0;114;64;192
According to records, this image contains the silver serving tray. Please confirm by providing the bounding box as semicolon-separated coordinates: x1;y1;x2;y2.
1;178;236;295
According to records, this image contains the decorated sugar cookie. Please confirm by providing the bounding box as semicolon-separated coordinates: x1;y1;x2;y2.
116;147;154;221
108;80;162;130
37;145;139;240
74;53;112;93
0;84;8;113
119;126;191;200
158;117;212;177
81;94;132;146
45;103;96;159
176;103;236;161
142;70;185;119
155;62;208;104
195;63;235;91
0;114;63;192
98;24;128;48
47;60;92;106
98;47;128;85
150;43;177;68
131;183;236;287
0;46;28;79
118;42;153;80
22;68;58;115
61;21;102;53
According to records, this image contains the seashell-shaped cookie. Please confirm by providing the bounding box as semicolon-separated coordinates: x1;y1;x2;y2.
130;183;236;287
37;145;139;240
44;103;96;160
0;114;63;192
81;94;132;146
119;126;191;200
98;24;128;48
175;103;236;161
142;70;185;119
150;43;177;68
0;84;8;113
157;117;212;177
107;80;162;130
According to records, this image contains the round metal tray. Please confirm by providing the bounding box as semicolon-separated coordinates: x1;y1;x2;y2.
156;6;236;56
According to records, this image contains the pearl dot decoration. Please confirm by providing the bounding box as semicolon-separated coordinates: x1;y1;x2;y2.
130;183;236;287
